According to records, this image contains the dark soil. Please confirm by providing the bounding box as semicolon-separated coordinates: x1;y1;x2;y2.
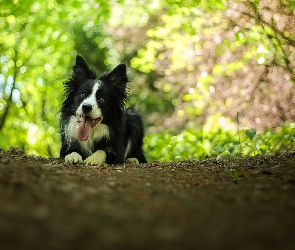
0;148;295;250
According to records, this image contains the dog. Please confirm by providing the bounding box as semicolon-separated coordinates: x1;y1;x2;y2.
59;55;147;166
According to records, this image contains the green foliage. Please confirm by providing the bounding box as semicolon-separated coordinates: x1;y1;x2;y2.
0;0;294;162
144;124;295;162
0;0;111;157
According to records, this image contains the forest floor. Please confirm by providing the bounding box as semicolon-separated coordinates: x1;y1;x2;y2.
0;148;295;250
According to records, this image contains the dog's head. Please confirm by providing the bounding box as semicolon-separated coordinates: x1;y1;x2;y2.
63;55;128;141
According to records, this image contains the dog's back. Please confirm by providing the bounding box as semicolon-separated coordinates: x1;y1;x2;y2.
124;108;147;163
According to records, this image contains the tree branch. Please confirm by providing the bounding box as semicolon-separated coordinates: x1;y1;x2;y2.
0;22;26;131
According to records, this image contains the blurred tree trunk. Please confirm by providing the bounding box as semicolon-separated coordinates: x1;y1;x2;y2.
0;21;26;132
0;49;19;131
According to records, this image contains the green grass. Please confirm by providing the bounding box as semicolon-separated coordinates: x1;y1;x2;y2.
144;124;295;162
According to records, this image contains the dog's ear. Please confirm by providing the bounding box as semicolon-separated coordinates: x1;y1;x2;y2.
99;64;129;105
106;64;128;87
72;55;97;83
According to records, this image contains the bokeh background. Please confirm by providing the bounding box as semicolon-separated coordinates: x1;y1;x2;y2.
1;0;295;161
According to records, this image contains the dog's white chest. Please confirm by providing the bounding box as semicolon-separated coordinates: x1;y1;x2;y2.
64;115;110;156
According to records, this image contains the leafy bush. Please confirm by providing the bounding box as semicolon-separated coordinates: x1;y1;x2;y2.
144;124;295;162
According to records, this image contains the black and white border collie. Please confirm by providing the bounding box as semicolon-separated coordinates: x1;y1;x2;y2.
60;55;147;166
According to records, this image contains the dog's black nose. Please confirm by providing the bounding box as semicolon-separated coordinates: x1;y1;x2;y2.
82;103;93;113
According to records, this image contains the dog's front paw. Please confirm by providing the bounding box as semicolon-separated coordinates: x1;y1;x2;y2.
125;158;139;164
85;150;106;166
65;152;83;164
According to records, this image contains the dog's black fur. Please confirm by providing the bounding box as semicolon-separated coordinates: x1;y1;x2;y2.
59;55;146;165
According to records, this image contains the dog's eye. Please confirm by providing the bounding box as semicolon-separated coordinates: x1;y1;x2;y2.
79;93;85;99
99;98;105;103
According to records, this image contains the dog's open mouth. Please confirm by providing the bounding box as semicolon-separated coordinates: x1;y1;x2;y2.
76;115;101;141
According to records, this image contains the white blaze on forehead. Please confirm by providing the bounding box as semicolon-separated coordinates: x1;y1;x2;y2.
85;81;101;106
77;81;103;119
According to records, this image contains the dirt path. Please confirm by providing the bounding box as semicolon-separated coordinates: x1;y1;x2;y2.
0;149;295;249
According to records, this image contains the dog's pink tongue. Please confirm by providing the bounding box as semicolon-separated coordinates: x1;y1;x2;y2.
77;118;92;141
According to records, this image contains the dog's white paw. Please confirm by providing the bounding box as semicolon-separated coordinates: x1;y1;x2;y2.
125;158;139;164
85;150;106;166
65;152;83;164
